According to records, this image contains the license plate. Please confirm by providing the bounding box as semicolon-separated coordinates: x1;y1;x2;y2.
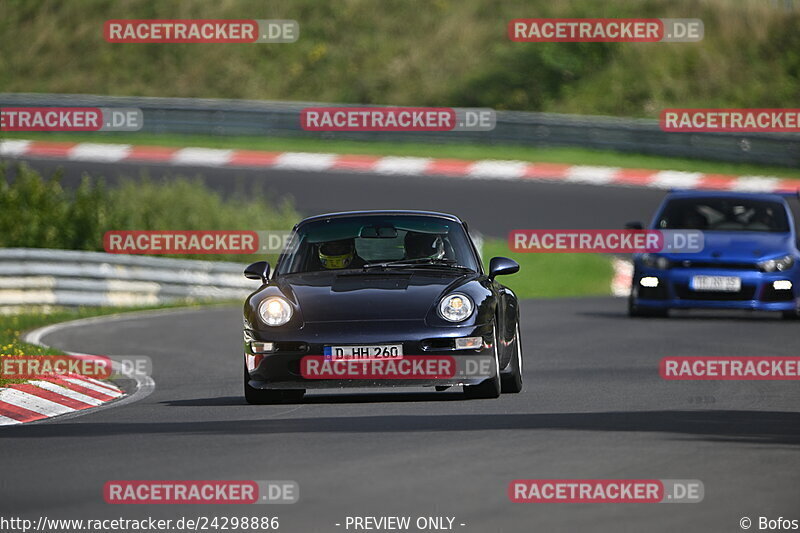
690;275;741;292
323;344;403;361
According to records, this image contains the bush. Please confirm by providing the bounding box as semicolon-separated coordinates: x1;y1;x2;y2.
0;163;299;262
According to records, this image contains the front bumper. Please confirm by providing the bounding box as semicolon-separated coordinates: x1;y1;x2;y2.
631;266;799;311
244;319;497;390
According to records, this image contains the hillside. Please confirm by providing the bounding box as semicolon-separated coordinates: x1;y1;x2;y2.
0;0;798;117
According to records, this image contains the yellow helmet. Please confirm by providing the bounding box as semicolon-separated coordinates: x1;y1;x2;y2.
319;239;355;269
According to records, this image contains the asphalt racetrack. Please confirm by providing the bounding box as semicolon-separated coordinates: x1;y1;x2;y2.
1;157;668;237
2;155;800;532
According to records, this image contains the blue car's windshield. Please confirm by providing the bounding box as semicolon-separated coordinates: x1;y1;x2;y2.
276;215;480;274
655;198;790;233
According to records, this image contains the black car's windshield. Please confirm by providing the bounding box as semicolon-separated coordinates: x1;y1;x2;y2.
276;214;480;274
655;198;790;233
362;257;461;269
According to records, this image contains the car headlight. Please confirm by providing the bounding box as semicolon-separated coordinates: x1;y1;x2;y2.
641;253;670;270
438;293;474;322
758;254;795;272
258;296;293;326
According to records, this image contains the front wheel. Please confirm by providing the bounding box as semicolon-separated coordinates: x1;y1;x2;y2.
782;309;800;320
244;364;304;404
628;296;668;318
464;326;501;400
500;323;523;393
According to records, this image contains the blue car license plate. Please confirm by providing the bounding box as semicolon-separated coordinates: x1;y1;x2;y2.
690;275;741;292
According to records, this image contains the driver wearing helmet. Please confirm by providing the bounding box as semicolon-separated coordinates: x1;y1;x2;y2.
404;232;446;260
317;238;364;269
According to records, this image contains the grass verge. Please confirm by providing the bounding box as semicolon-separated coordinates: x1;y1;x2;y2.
482;239;613;299
3;132;798;179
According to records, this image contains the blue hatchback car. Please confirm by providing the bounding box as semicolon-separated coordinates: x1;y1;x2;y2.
628;191;800;319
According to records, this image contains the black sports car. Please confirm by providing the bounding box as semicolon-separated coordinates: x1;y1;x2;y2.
242;210;522;403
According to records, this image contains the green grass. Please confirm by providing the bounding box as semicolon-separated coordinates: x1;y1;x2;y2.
0;302;228;387
482;239;613;299
4;131;798;179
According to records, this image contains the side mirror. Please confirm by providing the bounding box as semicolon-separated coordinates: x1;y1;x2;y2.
625;221;644;230
244;261;270;283
488;257;519;279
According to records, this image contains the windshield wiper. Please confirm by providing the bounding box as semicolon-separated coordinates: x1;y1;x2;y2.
362;258;464;270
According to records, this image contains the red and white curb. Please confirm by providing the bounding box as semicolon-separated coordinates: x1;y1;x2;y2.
611;258;634;297
0;309;169;426
1;139;797;192
0;371;124;425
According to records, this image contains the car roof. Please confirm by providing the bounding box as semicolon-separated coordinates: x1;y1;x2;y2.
297;210;464;226
664;190;790;203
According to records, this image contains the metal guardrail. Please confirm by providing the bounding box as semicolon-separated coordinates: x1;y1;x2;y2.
0;248;257;308
1;93;798;167
0;234;484;309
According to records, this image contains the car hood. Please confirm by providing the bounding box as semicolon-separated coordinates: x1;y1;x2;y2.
275;269;475;322
662;231;794;262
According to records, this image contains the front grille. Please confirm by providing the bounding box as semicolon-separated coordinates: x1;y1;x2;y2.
273;342;308;353
421;338;455;351
674;283;756;301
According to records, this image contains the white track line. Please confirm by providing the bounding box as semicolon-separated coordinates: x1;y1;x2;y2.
0;388;74;416
62;377;124;397
467;160;529;179
0;139;32;156
69;143;131;162
372;156;431;175
171;148;233;166
649;171;704;189
30;380;105;406
4;140;794;192
0;414;19;426
274;152;337;171
566;166;620;185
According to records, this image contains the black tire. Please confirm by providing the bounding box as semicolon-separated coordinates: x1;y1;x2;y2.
244;364;304;404
628;296;668;318
500;323;523;393
464;326;501;400
782;309;800;320
627;295;641;317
